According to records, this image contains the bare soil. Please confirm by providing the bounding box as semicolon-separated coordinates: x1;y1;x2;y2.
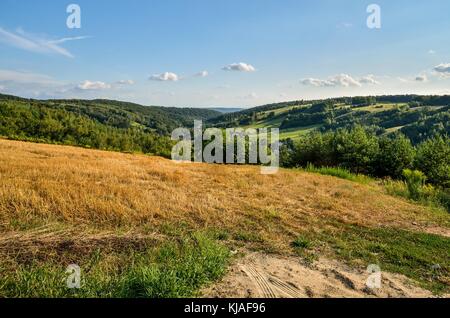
204;252;448;298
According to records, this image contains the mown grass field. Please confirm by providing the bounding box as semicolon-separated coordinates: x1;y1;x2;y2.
0;139;449;296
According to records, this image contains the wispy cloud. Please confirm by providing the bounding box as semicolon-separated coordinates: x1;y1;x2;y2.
194;70;209;78
222;62;256;72
115;79;135;85
0;69;57;84
48;36;92;45
0;27;90;58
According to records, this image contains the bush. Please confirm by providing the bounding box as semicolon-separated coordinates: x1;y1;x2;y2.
403;169;427;200
384;174;449;212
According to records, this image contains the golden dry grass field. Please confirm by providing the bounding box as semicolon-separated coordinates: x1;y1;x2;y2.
0;139;449;297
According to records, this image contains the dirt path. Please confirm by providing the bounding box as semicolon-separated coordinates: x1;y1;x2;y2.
203;252;445;298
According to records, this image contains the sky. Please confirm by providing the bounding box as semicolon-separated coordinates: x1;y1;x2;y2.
0;0;449;108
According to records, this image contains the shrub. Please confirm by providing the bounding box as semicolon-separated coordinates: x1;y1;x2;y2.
384;174;448;212
403;169;427;200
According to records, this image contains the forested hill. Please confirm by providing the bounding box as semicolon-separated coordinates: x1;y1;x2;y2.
0;93;221;157
0;93;221;135
207;95;450;144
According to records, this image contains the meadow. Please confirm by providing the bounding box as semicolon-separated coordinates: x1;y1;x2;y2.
0;139;448;296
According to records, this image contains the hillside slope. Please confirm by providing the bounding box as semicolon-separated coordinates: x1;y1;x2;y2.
0;139;449;296
208;95;450;143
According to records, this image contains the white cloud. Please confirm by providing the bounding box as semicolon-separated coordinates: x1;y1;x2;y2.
428;49;436;54
222;62;256;72
116;79;135;85
300;74;362;87
77;80;111;90
195;70;209;77
149;72;179;81
300;78;331;87
434;63;450;77
359;74;380;85
0;27;89;58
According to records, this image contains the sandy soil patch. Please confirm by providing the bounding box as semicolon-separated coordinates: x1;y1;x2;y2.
204;252;447;298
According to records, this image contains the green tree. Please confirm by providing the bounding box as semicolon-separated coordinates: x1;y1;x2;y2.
291;131;335;167
333;126;379;174
414;136;450;187
376;134;415;179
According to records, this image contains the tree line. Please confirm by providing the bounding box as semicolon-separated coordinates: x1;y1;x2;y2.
280;126;449;188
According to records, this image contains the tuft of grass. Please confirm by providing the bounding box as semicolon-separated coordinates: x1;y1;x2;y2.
304;164;373;184
265;208;281;220
0;233;230;298
291;236;312;250
233;231;264;243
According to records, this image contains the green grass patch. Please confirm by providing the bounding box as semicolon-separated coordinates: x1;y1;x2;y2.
0;233;230;298
384;179;450;213
303;164;373;184
320;225;450;294
233;231;264;243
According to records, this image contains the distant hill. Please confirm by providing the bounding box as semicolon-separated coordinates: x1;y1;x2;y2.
0;93;221;156
0;93;221;135
1;93;449;147
207;95;450;144
207;107;244;114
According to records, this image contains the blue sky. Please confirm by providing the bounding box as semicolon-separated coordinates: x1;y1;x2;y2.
1;0;449;107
